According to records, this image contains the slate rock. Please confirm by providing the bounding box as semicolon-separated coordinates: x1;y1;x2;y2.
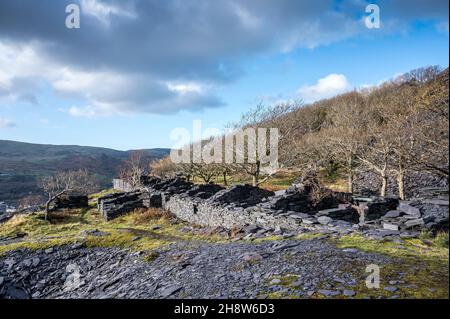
404;219;425;228
383;223;399;231
383;210;403;218
160;285;183;298
343;290;356;297
317;216;332;225
398;202;421;217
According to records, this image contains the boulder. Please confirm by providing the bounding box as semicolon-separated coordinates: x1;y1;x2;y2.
357;197;399;222
317;207;360;223
383;223;400;231
404;218;425;229
398;201;421;217
383;210;403;219
317;216;332;225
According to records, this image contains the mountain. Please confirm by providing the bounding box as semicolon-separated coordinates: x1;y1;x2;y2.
0;140;170;205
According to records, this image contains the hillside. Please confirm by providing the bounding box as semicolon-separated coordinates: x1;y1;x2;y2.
0;140;170;205
151;67;449;199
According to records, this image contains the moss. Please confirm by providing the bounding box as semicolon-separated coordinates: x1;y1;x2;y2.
88;189;118;201
0;207;224;257
332;234;449;299
334;234;449;261
252;235;284;243
0;237;76;255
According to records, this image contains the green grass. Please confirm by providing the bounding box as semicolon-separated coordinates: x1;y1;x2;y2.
332;233;449;299
0;207;224;257
256;232;449;299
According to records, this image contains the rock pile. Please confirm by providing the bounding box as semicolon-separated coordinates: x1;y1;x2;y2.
355;197;399;222
207;184;274;208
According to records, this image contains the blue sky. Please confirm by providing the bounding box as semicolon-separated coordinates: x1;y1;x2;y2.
0;0;448;150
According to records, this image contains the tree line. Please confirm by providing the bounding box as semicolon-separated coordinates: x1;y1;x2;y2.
150;66;449;200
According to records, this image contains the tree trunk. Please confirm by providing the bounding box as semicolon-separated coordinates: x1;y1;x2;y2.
223;171;228;186
397;164;406;200
380;170;388;197
347;173;354;194
45;195;56;221
44;191;67;221
252;161;261;187
45;200;51;221
252;174;258;187
347;156;354;194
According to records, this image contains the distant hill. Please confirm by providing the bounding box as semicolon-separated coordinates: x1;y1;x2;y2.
0;140;170;205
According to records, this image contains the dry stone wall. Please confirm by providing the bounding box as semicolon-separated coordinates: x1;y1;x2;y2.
98;177;449;238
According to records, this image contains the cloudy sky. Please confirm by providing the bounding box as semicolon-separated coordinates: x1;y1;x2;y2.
0;0;448;149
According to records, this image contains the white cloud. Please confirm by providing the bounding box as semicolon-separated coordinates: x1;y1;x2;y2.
230;2;262;29
0;117;16;128
80;0;136;25
0;0;447;118
0;41;223;117
298;74;351;102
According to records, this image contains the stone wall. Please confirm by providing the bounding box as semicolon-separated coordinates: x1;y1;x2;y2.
142;177;359;231
163;194;302;230
49;195;88;211
98;176;449;238
98;191;149;221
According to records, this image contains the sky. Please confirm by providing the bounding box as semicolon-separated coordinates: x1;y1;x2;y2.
0;0;448;150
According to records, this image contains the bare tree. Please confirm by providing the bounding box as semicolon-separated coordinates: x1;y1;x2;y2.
395;66;442;84
230;101;303;186
150;156;179;178
120;151;146;190
324;91;367;193
41;169;97;220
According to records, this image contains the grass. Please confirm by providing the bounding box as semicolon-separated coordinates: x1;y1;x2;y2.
332;233;449;299
0;206;224;258
208;169;348;193
88;189;119;201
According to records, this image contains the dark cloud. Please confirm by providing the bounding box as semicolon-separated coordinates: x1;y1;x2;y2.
0;0;447;116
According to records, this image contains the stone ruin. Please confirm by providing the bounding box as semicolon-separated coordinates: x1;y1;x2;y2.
49;194;89;212
97;174;449;239
98;191;149;221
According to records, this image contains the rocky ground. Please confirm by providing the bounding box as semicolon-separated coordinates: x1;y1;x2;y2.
0;236;444;299
0;190;448;300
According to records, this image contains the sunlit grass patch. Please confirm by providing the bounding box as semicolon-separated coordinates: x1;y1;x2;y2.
333;233;449;299
0;206;224;257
